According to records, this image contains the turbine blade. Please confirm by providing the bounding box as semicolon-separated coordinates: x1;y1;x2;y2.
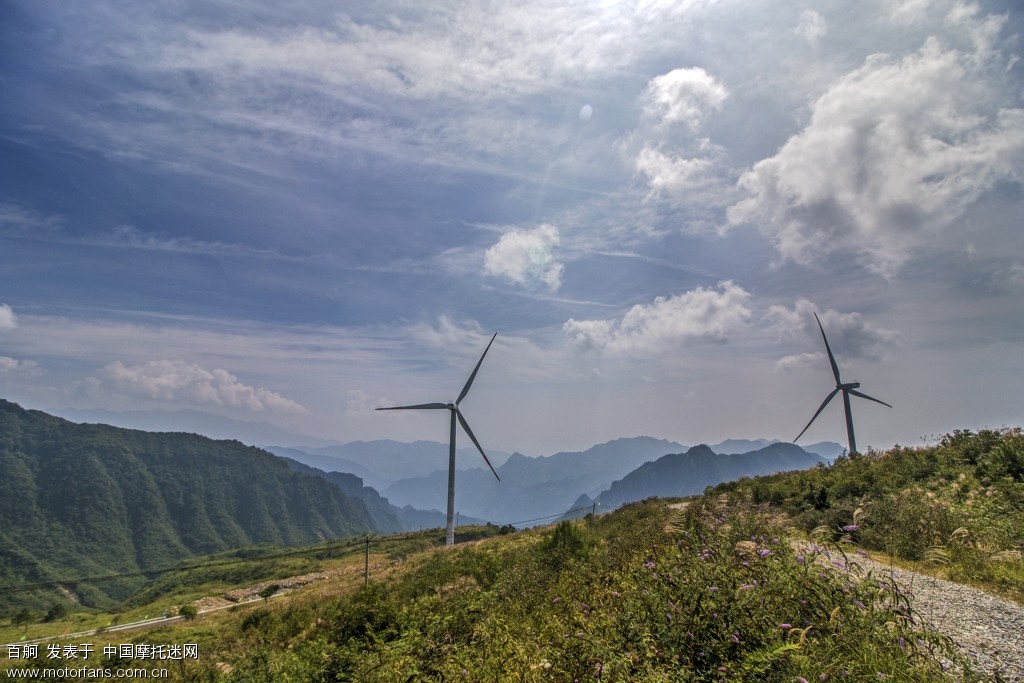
456;409;500;481
815;312;842;385
376;403;449;411
456;333;497;406
794;388;840;442
848;389;892;408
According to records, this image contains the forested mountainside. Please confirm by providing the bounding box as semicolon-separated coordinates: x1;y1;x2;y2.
0;400;379;610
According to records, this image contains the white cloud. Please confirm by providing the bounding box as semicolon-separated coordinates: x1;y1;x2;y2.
0;356;38;374
643;67;728;129
796;10;827;47
0;304;16;331
564;280;751;355
484;224;563;291
766;298;899;369
635;146;713;197
728;17;1024;275
100;360;306;413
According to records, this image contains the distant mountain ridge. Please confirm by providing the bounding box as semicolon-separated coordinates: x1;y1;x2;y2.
577;442;827;511
382;437;688;524
268;440;516;490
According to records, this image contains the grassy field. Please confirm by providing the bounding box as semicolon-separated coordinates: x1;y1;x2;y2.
2;498;987;682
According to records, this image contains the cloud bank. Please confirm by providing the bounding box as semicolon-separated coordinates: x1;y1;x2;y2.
564;281;751;356
729;9;1024;274
100;360;306;413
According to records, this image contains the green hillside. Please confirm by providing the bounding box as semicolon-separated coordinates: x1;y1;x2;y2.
4;498;986;682
708;428;1024;598
0;400;379;611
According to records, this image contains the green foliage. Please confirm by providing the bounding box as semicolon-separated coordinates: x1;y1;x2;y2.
539;520;594;568
178;604;198;620
708;428;1024;598
258;584;279;603
42;602;67;623
163;498;979;682
0;399;379;612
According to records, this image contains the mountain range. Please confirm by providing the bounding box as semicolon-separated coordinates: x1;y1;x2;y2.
3;400;842;612
576;442;827;511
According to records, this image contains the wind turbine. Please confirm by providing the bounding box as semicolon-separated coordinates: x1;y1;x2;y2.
377;333;500;546
794;313;891;455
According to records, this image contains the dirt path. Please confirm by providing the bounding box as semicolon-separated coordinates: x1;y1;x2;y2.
848;552;1024;682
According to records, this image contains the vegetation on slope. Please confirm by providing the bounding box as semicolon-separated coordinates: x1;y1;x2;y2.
11;497;982;682
709;428;1024;599
0;400;380;612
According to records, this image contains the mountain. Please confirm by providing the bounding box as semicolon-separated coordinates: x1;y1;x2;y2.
709;438;777;454
589;442;826;508
273;440;516;490
52;406;336;448
382;436;687;525
802;441;846;461
0;400;381;611
278;458;403;534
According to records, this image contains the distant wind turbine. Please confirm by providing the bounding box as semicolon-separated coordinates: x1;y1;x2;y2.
377;333;500;546
794;313;891;455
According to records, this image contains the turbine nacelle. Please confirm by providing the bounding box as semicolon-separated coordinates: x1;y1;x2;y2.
839;381;860;390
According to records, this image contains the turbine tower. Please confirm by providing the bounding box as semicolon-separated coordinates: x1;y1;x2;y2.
377;333;500;546
794;313;891;455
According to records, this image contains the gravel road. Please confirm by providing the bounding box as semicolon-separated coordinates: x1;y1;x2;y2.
852;553;1024;682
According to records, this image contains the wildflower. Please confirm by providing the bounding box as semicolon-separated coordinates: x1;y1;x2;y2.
796;677;810;683
796;554;805;565
731;633;740;643
876;673;885;679
708;586;719;592
610;591;621;598
841;524;859;532
780;623;792;630
644;561;655;569
853;599;866;610
759;548;771;558
552;597;561;604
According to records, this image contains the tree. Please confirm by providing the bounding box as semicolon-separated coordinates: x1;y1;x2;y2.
258;584;280;604
43;603;68;623
12;608;34;629
178;604;197;621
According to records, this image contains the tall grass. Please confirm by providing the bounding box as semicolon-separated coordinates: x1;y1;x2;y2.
87;498;981;682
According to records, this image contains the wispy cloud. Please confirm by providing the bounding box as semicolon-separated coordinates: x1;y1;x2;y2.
767;298;900;370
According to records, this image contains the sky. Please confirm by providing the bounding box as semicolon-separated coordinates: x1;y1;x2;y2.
1;0;1023;456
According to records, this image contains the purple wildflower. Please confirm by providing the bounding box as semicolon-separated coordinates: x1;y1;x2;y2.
841;524;859;532
644;560;655;569
759;548;771;558
796;554;805;565
780;623;792;630
708;586;719;592
731;632;740;643
796;677;810;683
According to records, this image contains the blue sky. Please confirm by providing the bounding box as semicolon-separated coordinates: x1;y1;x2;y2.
1;0;1022;455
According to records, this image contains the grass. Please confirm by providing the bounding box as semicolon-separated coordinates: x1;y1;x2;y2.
3;498;986;682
